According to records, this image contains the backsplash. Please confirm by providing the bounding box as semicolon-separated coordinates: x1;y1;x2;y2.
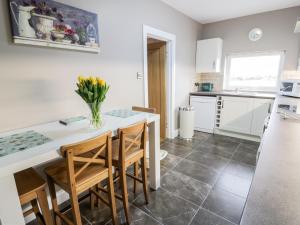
195;70;300;93
282;71;300;80
196;73;223;91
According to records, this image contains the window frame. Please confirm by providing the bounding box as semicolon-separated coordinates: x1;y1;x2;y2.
223;51;285;92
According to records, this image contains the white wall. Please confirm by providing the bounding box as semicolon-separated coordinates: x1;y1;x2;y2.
202;6;300;70
199;6;300;90
0;0;202;132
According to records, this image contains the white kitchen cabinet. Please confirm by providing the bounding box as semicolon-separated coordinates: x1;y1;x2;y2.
251;99;272;136
218;96;273;136
219;97;253;134
196;38;223;73
190;96;217;133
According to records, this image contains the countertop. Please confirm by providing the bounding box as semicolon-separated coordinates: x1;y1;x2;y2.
240;95;300;225
190;91;276;99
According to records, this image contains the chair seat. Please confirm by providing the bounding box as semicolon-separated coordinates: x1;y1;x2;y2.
101;140;144;166
14;168;46;203
45;160;108;193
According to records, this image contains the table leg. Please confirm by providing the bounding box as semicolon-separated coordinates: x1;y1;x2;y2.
149;119;160;190
0;175;25;225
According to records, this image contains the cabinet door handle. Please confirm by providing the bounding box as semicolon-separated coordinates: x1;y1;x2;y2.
268;103;272;113
222;100;224;109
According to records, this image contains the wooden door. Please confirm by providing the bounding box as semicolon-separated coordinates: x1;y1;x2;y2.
147;42;167;139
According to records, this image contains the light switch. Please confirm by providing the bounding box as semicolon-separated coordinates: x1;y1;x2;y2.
137;72;143;80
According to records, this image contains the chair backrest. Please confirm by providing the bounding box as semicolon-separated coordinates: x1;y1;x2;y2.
132;106;156;114
60;131;112;185
118;121;147;164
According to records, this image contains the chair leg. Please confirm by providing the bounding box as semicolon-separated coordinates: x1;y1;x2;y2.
69;190;83;225
31;199;44;225
120;167;130;225
36;187;53;225
90;187;96;210
141;156;149;204
107;170;119;225
133;162;139;193
47;175;61;225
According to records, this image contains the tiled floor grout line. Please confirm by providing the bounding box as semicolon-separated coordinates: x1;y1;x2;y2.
186;184;213;225
82;138;250;225
160;186;200;208
201;207;238;225
131;204;164;225
186;141;243;225
82;214;93;225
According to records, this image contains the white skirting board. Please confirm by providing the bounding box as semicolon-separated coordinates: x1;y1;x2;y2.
214;129;261;142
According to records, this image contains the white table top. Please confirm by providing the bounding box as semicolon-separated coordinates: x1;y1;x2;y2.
0;112;159;178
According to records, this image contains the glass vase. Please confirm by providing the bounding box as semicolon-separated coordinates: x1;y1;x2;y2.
88;103;102;129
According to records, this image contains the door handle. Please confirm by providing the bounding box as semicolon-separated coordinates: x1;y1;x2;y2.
222;100;224;109
212;61;216;69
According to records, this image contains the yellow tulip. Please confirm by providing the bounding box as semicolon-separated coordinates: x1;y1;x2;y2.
77;75;84;83
99;79;106;86
91;77;97;85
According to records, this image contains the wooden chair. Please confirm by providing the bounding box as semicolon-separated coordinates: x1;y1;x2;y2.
131;106;156;191
101;121;149;225
132;106;156;114
14;168;53;225
44;131;118;225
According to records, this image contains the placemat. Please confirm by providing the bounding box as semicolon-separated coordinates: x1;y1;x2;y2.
105;109;141;118
0;130;52;157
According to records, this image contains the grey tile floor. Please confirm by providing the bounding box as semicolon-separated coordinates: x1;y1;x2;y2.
29;132;258;225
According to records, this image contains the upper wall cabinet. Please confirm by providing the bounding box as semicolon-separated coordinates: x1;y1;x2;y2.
196;38;223;73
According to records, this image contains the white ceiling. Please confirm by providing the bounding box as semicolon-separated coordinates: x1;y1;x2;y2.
160;0;300;24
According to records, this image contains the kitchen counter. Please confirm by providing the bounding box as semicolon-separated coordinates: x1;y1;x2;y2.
240;95;300;225
190;91;276;99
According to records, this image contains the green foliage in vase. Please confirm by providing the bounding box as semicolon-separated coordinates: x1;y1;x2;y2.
75;76;109;104
75;76;109;128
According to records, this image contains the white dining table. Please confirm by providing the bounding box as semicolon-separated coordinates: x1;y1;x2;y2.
0;111;160;225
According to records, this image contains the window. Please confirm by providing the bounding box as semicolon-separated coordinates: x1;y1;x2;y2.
224;51;284;92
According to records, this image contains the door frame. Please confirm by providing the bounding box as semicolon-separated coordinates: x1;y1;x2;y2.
143;25;176;139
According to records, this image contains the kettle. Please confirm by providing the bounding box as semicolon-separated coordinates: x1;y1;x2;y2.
10;2;36;38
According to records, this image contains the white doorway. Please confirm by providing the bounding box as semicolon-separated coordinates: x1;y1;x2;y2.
143;25;176;139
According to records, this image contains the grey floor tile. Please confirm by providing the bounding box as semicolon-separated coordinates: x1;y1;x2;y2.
238;143;259;154
79;197;122;225
240;139;260;147
160;142;193;158
232;145;257;166
160;153;183;170
174;159;219;185
223;160;255;180
190;208;236;225
206;134;240;143
195;142;236;159
167;137;202;149
105;205;162;225
160;165;169;177
185;151;230;172
205;135;240;149
133;188;198;225
193;131;211;142
202;188;246;224
161;170;211;205
215;173;252;198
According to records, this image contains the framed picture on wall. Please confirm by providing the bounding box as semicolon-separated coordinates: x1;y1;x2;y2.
8;0;100;53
